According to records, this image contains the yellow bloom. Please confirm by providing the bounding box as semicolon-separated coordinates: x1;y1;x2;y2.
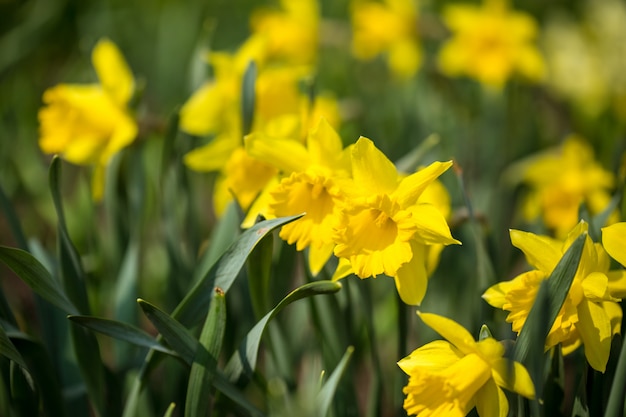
250;0;319;66
483;221;626;372
333;138;460;304
351;0;422;79
398;312;535;416
38;39;137;200
519;135;615;238
438;0;545;89
245;118;352;275
602;222;626;268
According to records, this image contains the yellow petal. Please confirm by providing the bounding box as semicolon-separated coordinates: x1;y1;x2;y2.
509;229;562;274
417;312;477;355
183;136;239;172
92;38;134;106
306;118;345;168
602;222;626;267
577;299;612;372
331;257;353;281
394;161;453;207
245;132;310;173
474;378;508;417
179;82;231;136
603;301;623;337
491;358;535;399
398;340;462;374
408;203;461;245
482;280;516;309
351;137;398;195
308;243;335;276
582;272;611;301
394;241;428;305
607;270;626;299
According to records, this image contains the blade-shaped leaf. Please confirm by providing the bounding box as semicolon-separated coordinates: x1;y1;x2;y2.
185;288;226;417
605;335;626;417
317;346;354;417
225;280;342;381
241;60;256;136
0;324;27;369
137;299;265;417
0;246;78;315
514;232;586;404
68;315;176;356
173;214;304;327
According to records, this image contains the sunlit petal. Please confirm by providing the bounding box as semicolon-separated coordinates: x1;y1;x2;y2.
92;38;134;106
491;359;535;399
418;312;477;355
394;161;453;207
577;299;612;372
475;378;508;417
602;223;626;267
510;229;561;273
394;241;428;305
351;137;398;195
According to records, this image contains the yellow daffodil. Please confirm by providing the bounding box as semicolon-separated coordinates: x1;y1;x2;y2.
332;138;460;305
351;0;422;79
483;221;626;372
250;0;319;66
518;135;615;238
38;38;137;200
398;312;535;416
438;0;545;89
245;118;352;275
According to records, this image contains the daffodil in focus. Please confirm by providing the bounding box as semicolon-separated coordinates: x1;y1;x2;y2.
332;138;460;305
438;0;545;89
38;38;137;200
351;0;422;79
602;222;626;268
245;118;352;275
398;312;535;416
483;221;626;372
518;135;615;238
250;0;319;66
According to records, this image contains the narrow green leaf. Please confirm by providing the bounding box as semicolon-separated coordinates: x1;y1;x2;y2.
160;108;181;176
225;280;342;381
10;360;38;416
173;214;304;327
316;346;354;417
69;325;106;416
163;403;176;417
185;288;226;417
68;315;176;356
137;299;198;365
113;239;141;364
0;324;27;369
0;246;78;315
604;335;626;417
241;60;256;136
137;299;265;416
395;133;440;173
514;233;586;403
49;156;91;315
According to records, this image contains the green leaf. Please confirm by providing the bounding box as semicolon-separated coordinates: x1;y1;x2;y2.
162;403;176;417
0;324;27;369
316;346;354;417
225;280;342;381
604;335;626;417
67;315;176;356
247;225;273;319
173;214;304;327
0;246;78;315
185;288;226;417
137;299;265;417
241;60;256;136
514;232;586;403
69;325;106;415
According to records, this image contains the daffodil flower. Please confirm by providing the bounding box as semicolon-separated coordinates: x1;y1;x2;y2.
483;221;626;372
518;135;616;238
398;312;535;416
438;0;545;89
332;137;460;305
351;0;422;79
38;39;137;200
245;118;352;275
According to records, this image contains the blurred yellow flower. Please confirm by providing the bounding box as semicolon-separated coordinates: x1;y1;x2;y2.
332;138;459;304
398;312;535;416
250;0;319;66
483;221;626;372
438;0;544;89
245;118;351;275
519;135;615;238
602;222;626;268
351;0;422;79
38;38;137;200
543;0;626;120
